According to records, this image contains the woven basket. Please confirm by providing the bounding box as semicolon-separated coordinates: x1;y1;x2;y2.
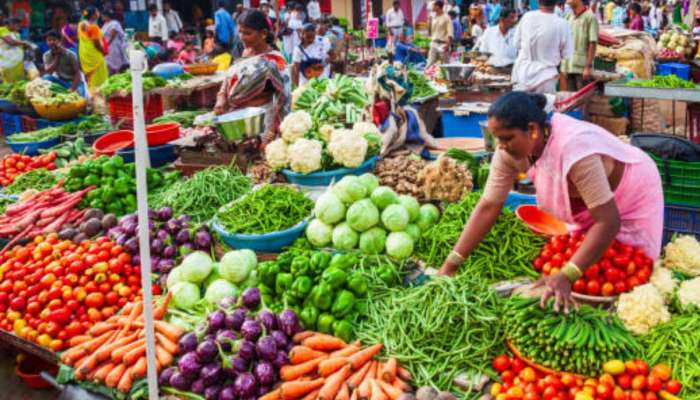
31;98;86;121
184;63;218;75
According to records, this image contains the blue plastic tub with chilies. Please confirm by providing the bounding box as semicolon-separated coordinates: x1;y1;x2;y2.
211;219;309;253
8;137;61;156
282;157;378;187
117;143;177;168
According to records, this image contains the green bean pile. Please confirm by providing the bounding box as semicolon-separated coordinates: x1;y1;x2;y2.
149;166;252;223
217;185;313;234
5;168;58;194
415;193;544;281
640;314;700;399
354;274;506;394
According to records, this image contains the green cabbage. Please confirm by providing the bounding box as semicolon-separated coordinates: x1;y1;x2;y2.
358;173;379;194
359;227;387;255
204;279;238;305
333;176;367;204
171;282;201;309
398;195;420;222
179;251;214;284
166;267;186;289
346;199;380;232
416;203;440;231
381;204;410;232
332;222;359;250
314;192;346;225
386;232;414;259
219;250;257;283
306;218;333;247
405;224;421;241
203;263;222;288
370;186;399;210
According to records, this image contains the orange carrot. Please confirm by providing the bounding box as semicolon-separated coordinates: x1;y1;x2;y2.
95;331;139;362
350;388;358;400
156;344;173;367
61;347;87;366
293;331;316;343
357;377;372;400
347;361;372;389
280;357;324;381
74;365;86;381
280;378;325;400
105;364;127;388
330;341;362;358
289;346;328;365
112;338;145;363
156;332;178;355
318;365;352;400
123;341;147;365
348;344;383;370
153;292;172;320
369;380;388;400
379;358;397;382
68;335;92;347
303;334;347;352
335;383;350;400
117;366;134;392
154;320;184;343
319;357;349;377
260;388;283;400
375;380;402;400
77;354;100;376
88;322;119;337
131;357;147;379
391;378;411;392
396;367;411;382
303;389;320;400
93;362;115;382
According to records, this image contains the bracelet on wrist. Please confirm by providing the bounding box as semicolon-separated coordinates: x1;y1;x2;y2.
561;261;583;283
447;250;465;265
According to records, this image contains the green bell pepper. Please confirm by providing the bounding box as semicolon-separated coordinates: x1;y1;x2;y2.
259;283;275;297
258;261;281;288
290;255;311;277
106;202;123;216
124;194;137;211
101;160;117;176
84;174;100;187
89;198;104;210
313;282;334;310
111;155;125;168
331;290;355;318
114;177;131;195
332;319;353;342
310;252;331;275
276;252;295;272
299;305;319;329
275;272;294;294
329;253;357;271
291;276;313;298
321;268;347;289
317;313;335;334
101;187;115;203
347;272;368;297
377;264;397;285
86;188;101;200
282;292;301;308
69;165;87;178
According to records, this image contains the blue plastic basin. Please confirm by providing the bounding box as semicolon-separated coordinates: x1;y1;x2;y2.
117;143;177;168
8;137;61;156
211;219;309;253
282;157;378;187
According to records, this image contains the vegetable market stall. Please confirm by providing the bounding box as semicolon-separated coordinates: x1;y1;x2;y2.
151;74;226;111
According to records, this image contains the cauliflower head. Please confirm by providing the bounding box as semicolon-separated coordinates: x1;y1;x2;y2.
328;130;368;168
264;138;289;170
650;264;677;300
678;277;700;310
616;283;671;336
291;86;306;108
319;124;335;142
280;110;313;144
663;235;700;277
352;121;380;136
288;138;323;174
25;79;54;99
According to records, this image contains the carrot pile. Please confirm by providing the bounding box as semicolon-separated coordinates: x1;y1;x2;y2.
0;186;91;251
59;293;184;393
262;332;413;400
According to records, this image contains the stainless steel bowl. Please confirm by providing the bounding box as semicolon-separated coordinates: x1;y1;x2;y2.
440;64;476;81
214;107;265;142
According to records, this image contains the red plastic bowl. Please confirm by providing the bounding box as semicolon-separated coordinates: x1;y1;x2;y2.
146;122;180;146
15;356;58;390
515;205;568;236
93;130;135;156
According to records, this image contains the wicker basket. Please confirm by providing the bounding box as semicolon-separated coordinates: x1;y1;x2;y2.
184;63;218;76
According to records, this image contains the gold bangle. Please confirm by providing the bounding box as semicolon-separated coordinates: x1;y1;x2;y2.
561;261;582;283
448;250;465;265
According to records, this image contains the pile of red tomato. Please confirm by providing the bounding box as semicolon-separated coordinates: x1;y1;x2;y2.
0;234;153;351
0;152;57;187
491;355;682;400
532;234;653;296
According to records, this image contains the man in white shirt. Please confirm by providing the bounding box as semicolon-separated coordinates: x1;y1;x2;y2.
385;1;405;49
477;7;517;67
511;0;574;93
428;0;453;66
307;0;321;22
163;2;183;34
148;4;169;44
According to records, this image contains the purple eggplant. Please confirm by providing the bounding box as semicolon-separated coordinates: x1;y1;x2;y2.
157;207;173;221
195;230;212;249
219;386;236;400
255;361;276;386
191;378;206;394
115;233;128;247
124;237;139;254
219;296;237;310
258;310;277;331
178;214;192;224
169;370;192;390
223;366;237;380
200;362;223;386
240;320;262;341
277;309;301;337
123;222;138;236
270;330;288;349
234;372;258;398
272;351;289;369
216;330;237;351
158;258;175;272
241;287;261;310
255;335;277;361
156;229;169;242
204;385;222;400
196;340;218;364
179;332;198;355
203;333;216;343
165;218;181;233
151;238;164;254
226;308;247;331
162;244;177;259
238;340;256;360
178;352;202;379
259;385;274;397
158;367;176;386
179;242;194;257
231;355;248;373
208;310;226;333
132;254;141;266
176;229;191;244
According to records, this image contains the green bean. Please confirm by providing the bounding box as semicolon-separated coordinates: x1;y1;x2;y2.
5;168;58;194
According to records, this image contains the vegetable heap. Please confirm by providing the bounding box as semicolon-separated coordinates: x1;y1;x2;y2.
216;185;313;235
535;235;653;296
625;75;697;89
504;296;642;377
40;137;93;168
5;168;58;194
100;72;167;98
374;152;428;198
152;110;206;128
60;115;114;138
6;126;63;143
25;78;67;99
257;249;369;341
57;208;118;244
616;283;671;336
31;91;82;106
306;174;439;260
0;152;57;186
416;156;473;202
149;166;252;224
160;294;302;400
662;234;700;277
408;69;438;102
292;74;369;125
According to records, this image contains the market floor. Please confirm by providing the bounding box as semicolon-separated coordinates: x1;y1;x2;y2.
0;346;58;400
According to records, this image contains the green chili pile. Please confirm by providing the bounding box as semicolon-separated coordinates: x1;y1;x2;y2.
0;197;16;215
5;168;59;194
217;185;313;234
150;166;252;223
415;192;544;281
354;274;505;394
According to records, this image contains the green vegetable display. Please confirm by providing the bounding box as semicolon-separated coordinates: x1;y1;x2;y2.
100;72;167;98
8;81;29;106
5;168;58;194
415;192;544;281
625;75;697;89
504;296;642;377
152;110;205;128
150;166;252;223
413;34;431;50
217;184;313;235
408;69;438;102
293;74;369;124
57;115;114;138
31;91;82;106
6;126;62;143
40;137;93;168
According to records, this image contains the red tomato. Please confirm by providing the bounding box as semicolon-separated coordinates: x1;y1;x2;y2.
646;376;663;392
614;281;628;294
604;268;621;283
665;380;682;395
634;360;649;376
586;280;601;296
599;374;615;388
550;254;564;268
560;373;577;388
596;384;612;400
511;358;526;374
584;264;600;280
573;278;586;293
542;387;557;400
651;364;672;382
501;370;515;383
493;355;512;372
543;376;562;390
631;375;646;391
601;282;615;296
541;249;554;261
524;392;540;400
533;257;545;271
627;276;641;289
617;374;632;389
84;292;104;308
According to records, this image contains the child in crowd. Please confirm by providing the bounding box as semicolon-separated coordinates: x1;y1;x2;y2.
177;40;199;64
166;31;186;53
203;26;215;55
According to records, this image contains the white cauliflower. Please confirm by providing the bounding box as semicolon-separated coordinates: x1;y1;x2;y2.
352;121;380;136
319;124;335;142
291;86;306;108
25;79;53;99
650;264;678;300
264;138;289;170
616;283;671;336
678;277;700;310
288;139;323;174
328;129;368;168
280;110;313;144
663;235;700;277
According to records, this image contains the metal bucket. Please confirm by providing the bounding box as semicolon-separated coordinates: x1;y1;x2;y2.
214;107;265;142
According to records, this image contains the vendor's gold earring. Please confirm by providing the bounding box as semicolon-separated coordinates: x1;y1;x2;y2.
531;133;537;140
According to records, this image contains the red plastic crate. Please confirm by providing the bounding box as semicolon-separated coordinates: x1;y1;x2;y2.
108;93;164;130
21;115;37;132
687;103;700;144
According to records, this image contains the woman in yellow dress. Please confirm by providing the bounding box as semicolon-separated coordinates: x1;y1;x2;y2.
0;17;29;83
78;7;109;90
